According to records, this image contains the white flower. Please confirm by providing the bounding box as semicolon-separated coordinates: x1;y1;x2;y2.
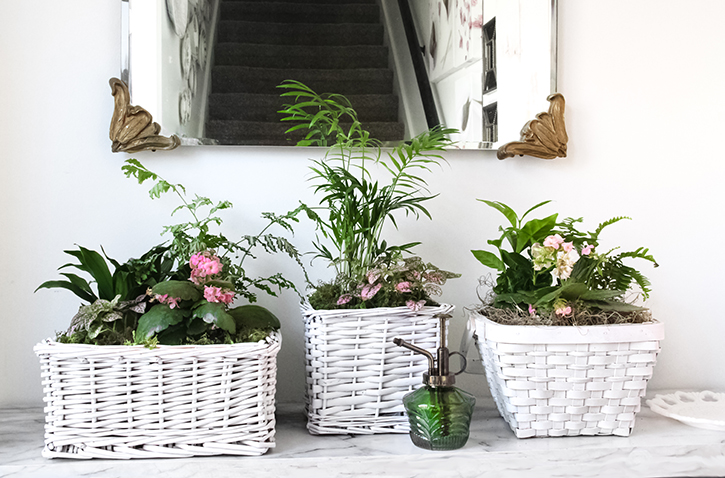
551;249;580;281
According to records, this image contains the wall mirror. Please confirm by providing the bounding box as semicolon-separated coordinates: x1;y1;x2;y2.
121;0;557;151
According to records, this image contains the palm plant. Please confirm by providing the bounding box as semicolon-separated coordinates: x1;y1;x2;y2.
278;80;456;305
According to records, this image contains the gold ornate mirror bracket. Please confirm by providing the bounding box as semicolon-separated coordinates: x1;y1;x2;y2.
109;78;180;153
497;93;568;160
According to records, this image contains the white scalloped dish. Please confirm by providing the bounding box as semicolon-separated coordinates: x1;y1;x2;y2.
647;391;725;431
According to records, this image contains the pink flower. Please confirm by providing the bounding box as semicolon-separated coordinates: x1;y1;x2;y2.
336;294;352;305
189;252;223;284
555;306;572;316
406;300;426;312
581;243;594;256
543;234;564;250
155;294;179;309
360;283;382;301
204;286;235;304
528;304;536;315
562;242;574;253
395;281;412;293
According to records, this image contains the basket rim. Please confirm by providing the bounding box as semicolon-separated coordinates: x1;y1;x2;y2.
301;303;454;318
470;309;664;344
34;330;281;355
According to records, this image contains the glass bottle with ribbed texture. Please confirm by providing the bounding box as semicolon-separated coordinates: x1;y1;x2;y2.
393;314;475;451
402;383;476;450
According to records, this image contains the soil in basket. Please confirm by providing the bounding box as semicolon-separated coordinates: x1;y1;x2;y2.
479;306;652;327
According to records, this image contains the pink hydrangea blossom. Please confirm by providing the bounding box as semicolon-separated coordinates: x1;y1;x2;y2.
562;242;574;253
395;281;412;293
406;299;426;312
336;294;352;305
360;283;382;301
543;234;564;249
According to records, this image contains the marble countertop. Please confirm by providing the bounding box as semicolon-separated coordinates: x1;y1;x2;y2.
2;392;724;478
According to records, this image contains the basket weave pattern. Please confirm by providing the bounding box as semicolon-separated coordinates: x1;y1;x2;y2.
303;304;453;434
34;333;280;459
473;313;663;438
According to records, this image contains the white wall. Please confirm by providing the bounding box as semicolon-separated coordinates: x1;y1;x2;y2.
2;0;725;407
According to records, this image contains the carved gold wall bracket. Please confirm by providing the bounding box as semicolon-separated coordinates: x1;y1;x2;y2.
109;77;181;153
497;93;568;160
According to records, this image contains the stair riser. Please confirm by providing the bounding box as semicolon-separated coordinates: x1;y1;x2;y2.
211;67;394;95
218;22;384;46
207;121;405;144
214;45;389;69
207;94;399;122
220;3;380;23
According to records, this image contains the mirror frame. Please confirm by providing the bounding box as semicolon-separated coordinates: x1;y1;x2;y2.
116;0;561;156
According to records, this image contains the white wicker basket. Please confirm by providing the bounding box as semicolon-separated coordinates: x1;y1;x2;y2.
470;310;664;438
303;304;453;434
34;332;281;459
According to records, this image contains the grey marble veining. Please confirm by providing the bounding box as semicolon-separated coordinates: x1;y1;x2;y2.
1;392;725;478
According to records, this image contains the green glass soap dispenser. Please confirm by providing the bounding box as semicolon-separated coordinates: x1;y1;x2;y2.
394;314;476;451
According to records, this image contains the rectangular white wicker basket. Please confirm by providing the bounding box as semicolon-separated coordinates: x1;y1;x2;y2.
470;310;664;438
34;332;281;459
302;304;452;434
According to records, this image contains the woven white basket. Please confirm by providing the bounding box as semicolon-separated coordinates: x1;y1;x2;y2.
469;310;664;438
302;303;453;434
34;332;281;459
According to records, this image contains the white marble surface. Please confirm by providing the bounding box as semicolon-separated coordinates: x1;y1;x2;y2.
2;392;725;478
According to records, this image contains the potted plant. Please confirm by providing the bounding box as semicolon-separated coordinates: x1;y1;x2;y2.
467;200;664;438
278;80;460;434
33;159;305;459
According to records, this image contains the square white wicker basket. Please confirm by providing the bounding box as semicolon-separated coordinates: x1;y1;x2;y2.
470;310;664;438
302;304;452;434
34;332;281;459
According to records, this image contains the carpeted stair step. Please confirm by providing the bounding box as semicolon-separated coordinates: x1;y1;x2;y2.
220;2;380;23
207;93;400;122
225;0;376;4
217;21;384;46
211;66;393;95
207;120;406;145
213;43;390;69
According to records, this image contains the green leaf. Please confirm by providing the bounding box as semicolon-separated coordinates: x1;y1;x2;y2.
192;302;236;333
478;200;518;228
151;281;202;301
136;304;186;340
471;250;505;271
228;305;281;330
76;246;115;300
517;214;558;252
35;279;97;304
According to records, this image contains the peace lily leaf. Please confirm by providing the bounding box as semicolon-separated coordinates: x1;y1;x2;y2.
228;305;281;330
192;302;236;334
136;304;186;340
151;281;202;301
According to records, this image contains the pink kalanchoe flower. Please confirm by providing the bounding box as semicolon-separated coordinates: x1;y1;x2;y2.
336;294;352;305
360;283;382;301
406;299;426;312
395;281;412;293
581;243;594;256
562;242;574;253
189;252;223;284
555;306;572;316
155;294;179;309
543;234;564;249
203;286;234;304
